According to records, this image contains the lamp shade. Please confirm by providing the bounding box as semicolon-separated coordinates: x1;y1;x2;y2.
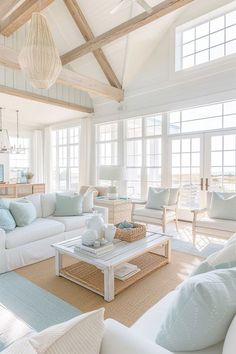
99;166;126;181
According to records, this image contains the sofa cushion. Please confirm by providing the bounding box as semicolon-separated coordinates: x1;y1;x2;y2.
24;194;42;218
49;214;92;232
54;193;83;216
146;188;170;210
10;200;36;227
155;268;236;352
209;192;236;221
133;207;175;221
6;218;65;249
196;216;236;232
29;309;104;354
223;314;236;354
0;209;16;232
41;193;56;217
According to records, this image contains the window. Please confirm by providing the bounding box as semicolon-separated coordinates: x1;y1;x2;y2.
52;126;80;192
9;137;31;182
177;8;236;70
168;100;236;134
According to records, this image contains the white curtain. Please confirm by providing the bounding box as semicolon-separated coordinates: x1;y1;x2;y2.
79;117;92;186
43;126;52;192
33;130;44;183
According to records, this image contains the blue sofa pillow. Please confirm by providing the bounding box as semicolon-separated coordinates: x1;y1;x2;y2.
156;268;236;352
0;208;16;232
10;200;36;227
54;193;83;216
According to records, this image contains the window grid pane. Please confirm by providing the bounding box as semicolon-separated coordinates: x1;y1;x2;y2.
10;137;31;182
179;8;236;71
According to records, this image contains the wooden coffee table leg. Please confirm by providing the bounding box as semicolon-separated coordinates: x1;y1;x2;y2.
104;266;115;302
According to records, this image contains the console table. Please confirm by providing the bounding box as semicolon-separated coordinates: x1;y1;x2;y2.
0;183;45;198
94;198;132;224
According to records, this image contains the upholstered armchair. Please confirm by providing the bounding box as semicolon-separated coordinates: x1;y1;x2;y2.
192;191;236;245
131;187;180;233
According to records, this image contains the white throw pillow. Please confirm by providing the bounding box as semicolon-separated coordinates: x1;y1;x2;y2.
41;193;56;218
24;193;42;218
146;188;170;210
223;314;236;354
209;192;236;220
82;187;95;213
29;309;104;354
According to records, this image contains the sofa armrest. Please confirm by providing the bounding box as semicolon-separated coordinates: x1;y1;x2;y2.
94;206;108;223
100;319;173;354
163;204;178;212
0;228;6;250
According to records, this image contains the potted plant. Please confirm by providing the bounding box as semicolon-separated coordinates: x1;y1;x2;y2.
25;171;34;184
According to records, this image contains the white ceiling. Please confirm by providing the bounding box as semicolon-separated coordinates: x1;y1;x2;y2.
0;92;86;128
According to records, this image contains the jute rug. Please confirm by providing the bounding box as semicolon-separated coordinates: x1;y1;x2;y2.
16;250;201;326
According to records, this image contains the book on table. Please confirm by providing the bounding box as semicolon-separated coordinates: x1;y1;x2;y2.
114;263;141;281
74;242;114;256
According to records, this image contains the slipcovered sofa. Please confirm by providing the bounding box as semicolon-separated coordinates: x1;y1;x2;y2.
0;193;108;273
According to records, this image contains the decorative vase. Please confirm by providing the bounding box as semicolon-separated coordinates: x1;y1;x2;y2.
104;224;116;242
81;229;98;246
86;213;105;239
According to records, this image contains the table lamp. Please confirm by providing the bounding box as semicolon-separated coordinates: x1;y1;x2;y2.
98;165;126;199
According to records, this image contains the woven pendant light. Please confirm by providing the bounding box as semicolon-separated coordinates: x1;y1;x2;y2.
19;13;62;89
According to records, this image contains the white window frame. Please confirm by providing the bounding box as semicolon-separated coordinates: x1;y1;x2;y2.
9;136;31;182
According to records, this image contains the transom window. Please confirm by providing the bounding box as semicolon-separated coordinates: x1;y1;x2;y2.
177;8;236;70
169;100;236;134
52;126;80;192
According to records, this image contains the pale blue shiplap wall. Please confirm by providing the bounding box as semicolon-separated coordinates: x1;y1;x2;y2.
0;24;93;109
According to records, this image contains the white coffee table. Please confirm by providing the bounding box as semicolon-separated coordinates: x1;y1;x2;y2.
52;232;171;302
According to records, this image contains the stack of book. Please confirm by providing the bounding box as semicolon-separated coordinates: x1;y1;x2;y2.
74;242;114;257
114;263;140;281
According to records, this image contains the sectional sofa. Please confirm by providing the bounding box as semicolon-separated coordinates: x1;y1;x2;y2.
0;193;108;273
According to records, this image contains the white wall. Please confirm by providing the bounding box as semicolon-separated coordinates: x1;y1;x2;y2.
93;0;236;123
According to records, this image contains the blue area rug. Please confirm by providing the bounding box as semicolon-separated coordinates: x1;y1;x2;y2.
0;272;81;351
171;237;223;258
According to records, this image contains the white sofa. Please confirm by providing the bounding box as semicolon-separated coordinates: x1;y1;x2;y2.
0;193;108;273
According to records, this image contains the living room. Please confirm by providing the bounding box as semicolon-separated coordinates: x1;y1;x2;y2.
1;0;236;353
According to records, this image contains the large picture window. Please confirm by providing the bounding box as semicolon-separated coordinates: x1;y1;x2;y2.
52;126;80;192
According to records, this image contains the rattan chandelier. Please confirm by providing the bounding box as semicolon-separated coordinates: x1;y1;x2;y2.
19;12;62;89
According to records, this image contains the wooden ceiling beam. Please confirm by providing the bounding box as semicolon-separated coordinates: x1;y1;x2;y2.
0;45;124;101
61;0;195;64
0;0;20;20
0;85;94;113
0;0;54;37
63;0;122;89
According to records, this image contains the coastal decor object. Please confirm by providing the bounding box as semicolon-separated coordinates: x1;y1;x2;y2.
24;171;34;184
86;213;105;239
104;224;116;242
81;229;98;246
19;13;62;89
98;165;126;199
115;222;146;242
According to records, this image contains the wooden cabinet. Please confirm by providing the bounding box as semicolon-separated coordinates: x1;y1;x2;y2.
0;183;45;198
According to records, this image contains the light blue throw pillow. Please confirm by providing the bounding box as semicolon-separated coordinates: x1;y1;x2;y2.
146;188;170;210
54;193;83;216
0;208;16;232
10;200;36;227
156;268;236;352
209;192;236;220
0;198;10;209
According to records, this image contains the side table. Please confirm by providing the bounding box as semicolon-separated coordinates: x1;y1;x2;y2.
94;198;132;224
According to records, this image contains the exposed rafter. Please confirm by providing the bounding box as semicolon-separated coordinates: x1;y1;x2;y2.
0;0;20;20
0;45;124;102
0;0;54;37
63;0;122;89
0;85;94;113
61;0;195;64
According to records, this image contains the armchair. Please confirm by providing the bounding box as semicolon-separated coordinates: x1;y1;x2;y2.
131;188;180;233
191;192;236;245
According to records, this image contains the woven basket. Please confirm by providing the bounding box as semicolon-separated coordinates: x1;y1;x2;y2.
115;223;146;242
